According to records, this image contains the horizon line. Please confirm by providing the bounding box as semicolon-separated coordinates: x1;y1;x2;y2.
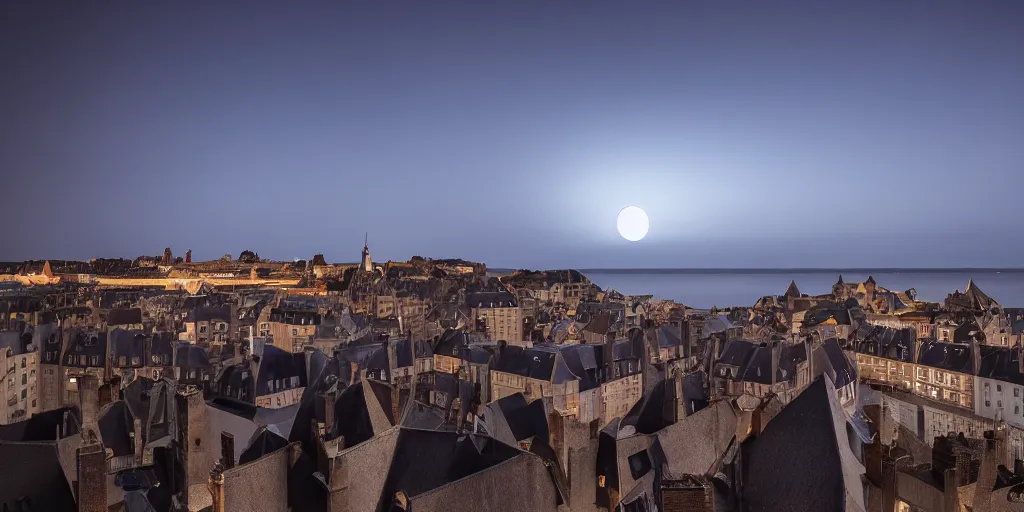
489;267;1024;274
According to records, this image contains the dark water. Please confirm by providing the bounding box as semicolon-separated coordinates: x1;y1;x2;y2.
582;270;1024;309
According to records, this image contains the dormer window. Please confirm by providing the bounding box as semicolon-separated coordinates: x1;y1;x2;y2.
84;336;98;347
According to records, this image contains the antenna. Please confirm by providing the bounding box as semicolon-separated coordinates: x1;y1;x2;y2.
364;232;368;248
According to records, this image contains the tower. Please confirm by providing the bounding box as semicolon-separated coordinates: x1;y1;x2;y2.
360;233;373;273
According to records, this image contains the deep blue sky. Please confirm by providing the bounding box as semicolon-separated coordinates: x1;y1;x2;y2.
3;1;1022;268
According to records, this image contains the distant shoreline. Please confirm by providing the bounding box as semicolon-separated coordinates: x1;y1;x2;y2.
489;268;1024;275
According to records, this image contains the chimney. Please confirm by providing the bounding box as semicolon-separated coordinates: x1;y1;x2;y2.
322;390;337;434
185;249;192;264
387;342;397;383
220;432;235;470
770;341;780;387
673;369;685;421
391;382;401;426
943;468;960;512
76;443;107;512
78;374;100;439
133;418;144;465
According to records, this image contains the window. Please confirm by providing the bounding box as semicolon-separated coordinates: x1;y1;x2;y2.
118;357;127;366
199;325;208;334
291;376;300;388
31;399;35;408
20;359;25;369
20;389;26;399
91;356;99;366
1017;388;1021;398
131;357;140;366
627;450;653;479
21;374;26;385
999;384;1003;392
1016;406;1020;415
292;329;298;336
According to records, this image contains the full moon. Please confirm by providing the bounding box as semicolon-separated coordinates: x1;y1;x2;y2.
617;206;649;242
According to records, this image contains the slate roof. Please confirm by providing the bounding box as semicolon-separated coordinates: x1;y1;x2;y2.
0;406;80;442
110;329;148;367
0;441;78;511
62;330;108;368
853;325;916;363
821;339;857;388
466;291;518;309
742;377;865;512
329;381;377;448
737;345;775;385
186;305;231;323
254;345;306;397
917;340;974;374
377;429;523;507
655;325;683;348
238;427;290;465
98;401;136;457
487;394;549;445
977;347;1024;387
621;378;674;435
558;343;600;391
776;342;807;382
173;342;210;368
107;308;143;326
492;345;560;382
715;340;757;380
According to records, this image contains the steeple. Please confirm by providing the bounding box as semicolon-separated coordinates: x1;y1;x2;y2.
784;280;801;298
360;233;373;273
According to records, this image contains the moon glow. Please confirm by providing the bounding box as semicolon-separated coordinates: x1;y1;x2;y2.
617;206;649;242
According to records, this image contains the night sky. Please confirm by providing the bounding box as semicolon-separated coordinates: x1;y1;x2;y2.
3;1;1023;268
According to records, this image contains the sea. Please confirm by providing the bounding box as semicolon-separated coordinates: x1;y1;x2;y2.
570;270;1024;309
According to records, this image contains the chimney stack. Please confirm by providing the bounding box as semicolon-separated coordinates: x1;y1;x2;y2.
78;374;100;440
76;443;107;512
133;418;144;465
322;390;336;435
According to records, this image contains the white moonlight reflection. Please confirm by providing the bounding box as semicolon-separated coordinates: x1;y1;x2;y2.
617;206;649;242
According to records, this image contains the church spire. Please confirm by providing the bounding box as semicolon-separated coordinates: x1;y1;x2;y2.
360;233;373;273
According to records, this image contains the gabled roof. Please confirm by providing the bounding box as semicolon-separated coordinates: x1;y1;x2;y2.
238;427;290;465
377;429;523;508
742;377;865;512
785;280;801;298
483;394;549;447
